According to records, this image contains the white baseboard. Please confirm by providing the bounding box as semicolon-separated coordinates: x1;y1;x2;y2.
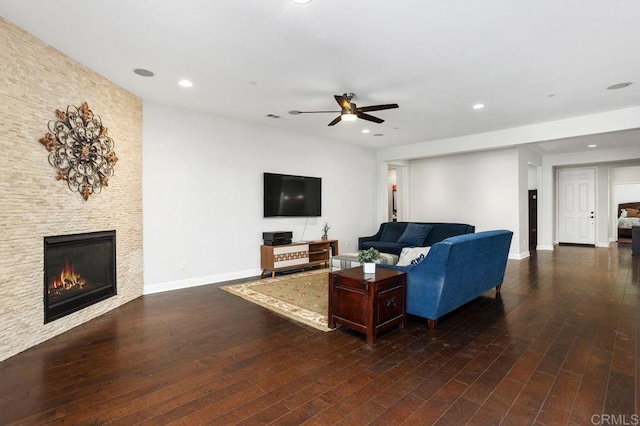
144;268;262;294
596;242;611;248
509;251;530;260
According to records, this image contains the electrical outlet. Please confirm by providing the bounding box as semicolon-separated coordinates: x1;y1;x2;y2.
345;242;349;248
180;260;187;270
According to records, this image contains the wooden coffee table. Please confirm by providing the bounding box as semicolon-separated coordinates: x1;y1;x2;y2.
328;266;406;345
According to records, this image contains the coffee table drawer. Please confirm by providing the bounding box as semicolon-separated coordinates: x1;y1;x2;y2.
377;284;404;326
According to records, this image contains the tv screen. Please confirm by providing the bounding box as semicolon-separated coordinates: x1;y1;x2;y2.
264;173;321;217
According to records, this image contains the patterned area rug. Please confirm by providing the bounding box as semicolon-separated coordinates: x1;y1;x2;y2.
220;269;333;332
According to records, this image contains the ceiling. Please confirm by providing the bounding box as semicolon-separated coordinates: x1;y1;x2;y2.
2;0;640;151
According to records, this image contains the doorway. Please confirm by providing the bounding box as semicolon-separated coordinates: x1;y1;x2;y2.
387;164;407;222
557;168;596;245
529;189;537;251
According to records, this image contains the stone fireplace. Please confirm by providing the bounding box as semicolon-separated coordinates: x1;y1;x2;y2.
44;230;117;323
1;20;142;362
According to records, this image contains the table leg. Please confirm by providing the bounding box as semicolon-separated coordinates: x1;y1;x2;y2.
366;330;376;345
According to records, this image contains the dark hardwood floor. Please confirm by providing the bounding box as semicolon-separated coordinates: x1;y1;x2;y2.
1;244;638;425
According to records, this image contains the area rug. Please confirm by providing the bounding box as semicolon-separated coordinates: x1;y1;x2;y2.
220;269;333;332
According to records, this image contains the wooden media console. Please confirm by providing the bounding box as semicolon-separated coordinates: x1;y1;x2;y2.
260;240;338;278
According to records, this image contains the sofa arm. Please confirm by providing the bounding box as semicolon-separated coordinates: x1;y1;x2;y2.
358;224;386;249
379;245;450;320
358;235;379;244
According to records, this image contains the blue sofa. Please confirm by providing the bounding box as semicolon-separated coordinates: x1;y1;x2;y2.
379;230;513;329
358;222;475;256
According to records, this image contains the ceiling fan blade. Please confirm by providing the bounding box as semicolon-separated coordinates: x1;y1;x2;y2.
327;116;342;126
357;103;399;113
357;112;384;124
334;95;351;109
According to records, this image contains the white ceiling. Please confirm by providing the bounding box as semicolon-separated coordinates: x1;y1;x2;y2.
2;0;640;151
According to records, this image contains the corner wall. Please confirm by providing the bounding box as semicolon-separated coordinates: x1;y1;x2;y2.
407;148;522;257
143;101;378;293
0;19;143;362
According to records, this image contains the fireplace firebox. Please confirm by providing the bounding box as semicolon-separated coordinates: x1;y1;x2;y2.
44;230;116;323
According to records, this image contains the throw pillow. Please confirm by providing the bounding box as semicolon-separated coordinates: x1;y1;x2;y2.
626;208;640;218
397;224;433;246
396;246;431;267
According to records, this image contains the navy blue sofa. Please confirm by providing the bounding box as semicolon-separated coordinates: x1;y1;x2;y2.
358;222;475;256
380;230;513;329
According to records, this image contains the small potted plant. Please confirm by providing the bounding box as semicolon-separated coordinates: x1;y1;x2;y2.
358;247;380;273
321;222;330;241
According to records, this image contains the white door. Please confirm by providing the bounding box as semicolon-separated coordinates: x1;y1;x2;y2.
558;168;596;244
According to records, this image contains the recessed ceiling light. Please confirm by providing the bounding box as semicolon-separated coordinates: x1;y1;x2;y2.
292;0;312;4
361;129;370;134
472;103;485;110
133;68;154;77
607;82;632;90
587;144;597;148
178;79;193;88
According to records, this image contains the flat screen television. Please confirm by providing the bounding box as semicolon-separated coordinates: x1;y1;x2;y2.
264;173;321;217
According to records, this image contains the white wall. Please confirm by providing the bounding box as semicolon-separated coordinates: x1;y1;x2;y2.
407;148;523;257
143;102;378;293
528;164;538;190
595;166;610;246
611;165;640;184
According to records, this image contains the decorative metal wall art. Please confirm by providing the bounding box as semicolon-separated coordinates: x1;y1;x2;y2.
39;102;118;200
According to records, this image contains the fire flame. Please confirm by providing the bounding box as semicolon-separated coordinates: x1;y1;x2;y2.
50;260;86;291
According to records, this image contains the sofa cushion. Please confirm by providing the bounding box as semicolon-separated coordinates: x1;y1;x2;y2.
397;224;433;246
379;222;408;242
396;246;431;266
424;223;475;246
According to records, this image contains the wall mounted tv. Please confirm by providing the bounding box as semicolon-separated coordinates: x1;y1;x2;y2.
264;173;321;217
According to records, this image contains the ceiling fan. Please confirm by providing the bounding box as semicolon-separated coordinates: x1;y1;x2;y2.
289;93;399;126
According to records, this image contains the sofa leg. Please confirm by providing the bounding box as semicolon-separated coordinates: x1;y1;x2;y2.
496;284;502;294
427;319;437;330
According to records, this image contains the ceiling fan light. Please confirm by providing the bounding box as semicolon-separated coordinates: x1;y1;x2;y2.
341;113;357;122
